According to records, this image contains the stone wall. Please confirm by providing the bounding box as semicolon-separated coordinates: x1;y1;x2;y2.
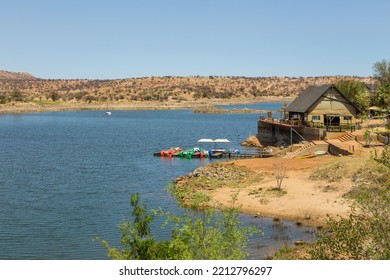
257;120;325;146
328;142;353;156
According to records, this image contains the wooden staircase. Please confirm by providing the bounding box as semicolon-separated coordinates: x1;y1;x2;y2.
283;142;315;158
338;132;355;142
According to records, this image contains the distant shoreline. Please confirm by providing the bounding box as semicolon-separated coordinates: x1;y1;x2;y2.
0;96;292;115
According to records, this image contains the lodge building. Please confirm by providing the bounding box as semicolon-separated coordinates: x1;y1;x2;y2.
257;84;362;146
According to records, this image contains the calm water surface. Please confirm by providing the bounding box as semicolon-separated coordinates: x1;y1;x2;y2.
0;103;314;259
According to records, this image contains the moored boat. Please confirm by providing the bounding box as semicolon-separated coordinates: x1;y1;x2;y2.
154;147;183;157
314;150;327;156
153;137;269;159
295;153;316;159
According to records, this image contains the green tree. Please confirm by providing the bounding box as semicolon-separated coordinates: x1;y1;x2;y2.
0;93;9;104
375;83;390;111
373;146;390;169
100;193;169;260
336;80;370;111
100;192;261;260
159;191;261;260
373;59;390;85
11;90;24;102
48;91;61;101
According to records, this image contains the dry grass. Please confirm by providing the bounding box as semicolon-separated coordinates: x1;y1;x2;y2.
0;75;376;114
309;154;368;182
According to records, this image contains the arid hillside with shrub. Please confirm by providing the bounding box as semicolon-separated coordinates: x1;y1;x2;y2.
0;70;375;108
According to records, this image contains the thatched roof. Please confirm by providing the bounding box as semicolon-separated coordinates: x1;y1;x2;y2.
285;85;331;113
285;84;360;113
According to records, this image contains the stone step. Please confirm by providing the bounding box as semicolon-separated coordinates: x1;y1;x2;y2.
338;132;355;142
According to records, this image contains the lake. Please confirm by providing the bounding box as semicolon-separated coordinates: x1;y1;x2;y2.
0;102;315;259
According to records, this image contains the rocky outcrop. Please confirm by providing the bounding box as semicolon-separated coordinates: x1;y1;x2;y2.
0;70;37;80
174;162;263;193
241;135;262;147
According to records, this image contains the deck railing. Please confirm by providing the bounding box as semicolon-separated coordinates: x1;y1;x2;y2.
260;118;358;132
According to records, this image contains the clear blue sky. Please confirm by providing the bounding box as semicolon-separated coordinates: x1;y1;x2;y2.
1;0;388;79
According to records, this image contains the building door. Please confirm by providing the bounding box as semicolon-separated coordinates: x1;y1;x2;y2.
324;115;340;126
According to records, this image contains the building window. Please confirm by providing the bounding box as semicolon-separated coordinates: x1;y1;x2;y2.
343;116;352;121
292;113;299;119
311;115;320;121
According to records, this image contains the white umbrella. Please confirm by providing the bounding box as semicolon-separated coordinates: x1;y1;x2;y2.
197;139;215;143
213;139;230;143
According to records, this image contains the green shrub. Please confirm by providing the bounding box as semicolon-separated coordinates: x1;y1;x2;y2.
100;193;262;260
309;156;390;260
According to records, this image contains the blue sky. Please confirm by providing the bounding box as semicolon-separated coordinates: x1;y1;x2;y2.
1;0;389;79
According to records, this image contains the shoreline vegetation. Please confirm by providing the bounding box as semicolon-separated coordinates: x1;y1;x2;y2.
0;96;290;115
192;104;285;114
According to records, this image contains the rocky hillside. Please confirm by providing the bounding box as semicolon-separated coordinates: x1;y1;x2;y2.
0;70;37;80
0;70;376;104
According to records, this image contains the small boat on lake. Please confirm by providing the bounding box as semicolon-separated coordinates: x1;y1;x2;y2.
105;102;111;115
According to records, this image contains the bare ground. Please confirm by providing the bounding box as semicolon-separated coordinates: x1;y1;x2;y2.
175;154;372;227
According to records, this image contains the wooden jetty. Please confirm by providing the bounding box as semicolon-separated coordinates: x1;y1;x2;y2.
153;149;272;159
154;138;273;159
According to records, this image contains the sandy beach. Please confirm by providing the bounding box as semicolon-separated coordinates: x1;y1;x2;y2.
175;153;372;227
226;157;355;226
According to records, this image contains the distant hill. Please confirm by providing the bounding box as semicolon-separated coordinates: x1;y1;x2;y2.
0;71;376;104
0;70;37;80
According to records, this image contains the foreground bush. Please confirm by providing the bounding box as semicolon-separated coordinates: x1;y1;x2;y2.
309;151;390;260
100;193;261;260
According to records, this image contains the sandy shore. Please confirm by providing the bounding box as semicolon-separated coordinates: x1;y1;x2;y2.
177;155;365;227
233;157;354;226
